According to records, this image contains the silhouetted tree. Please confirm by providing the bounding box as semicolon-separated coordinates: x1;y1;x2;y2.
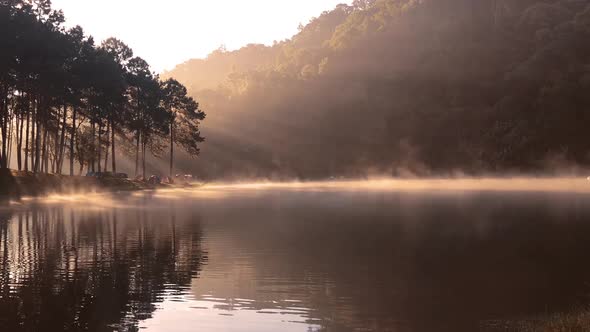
0;1;205;177
161;78;205;177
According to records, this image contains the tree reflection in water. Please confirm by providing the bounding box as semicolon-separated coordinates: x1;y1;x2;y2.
0;206;204;332
3;189;590;332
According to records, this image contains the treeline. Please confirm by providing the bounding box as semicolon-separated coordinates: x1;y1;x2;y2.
166;0;590;179
0;0;205;178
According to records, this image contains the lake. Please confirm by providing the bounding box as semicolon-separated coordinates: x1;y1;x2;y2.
1;180;590;332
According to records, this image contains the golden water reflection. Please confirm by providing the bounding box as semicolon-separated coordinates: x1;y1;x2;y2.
2;181;590;331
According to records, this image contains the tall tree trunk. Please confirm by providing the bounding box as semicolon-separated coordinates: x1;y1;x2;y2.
14;112;19;170
91;121;95;173
17;111;24;171
111;117;116;173
69;107;76;176
142;138;146;180
45;127;50;173
1;95;8;169
53;128;58;173
58;104;67;174
34;104;41;173
39;125;45;173
30;106;34;172
41;125;48;174
24;107;30;172
6;109;13;169
31;102;36;172
53;114;59;173
170;122;174;177
135;131;140;177
32;104;36;172
135;86;141;178
97;122;102;173
104;121;109;172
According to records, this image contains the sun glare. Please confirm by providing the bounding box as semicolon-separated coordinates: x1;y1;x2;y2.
50;0;350;72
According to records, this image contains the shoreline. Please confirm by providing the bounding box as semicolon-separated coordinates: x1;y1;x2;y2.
0;169;192;199
4;171;590;199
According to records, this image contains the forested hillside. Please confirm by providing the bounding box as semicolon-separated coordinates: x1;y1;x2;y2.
165;0;590;179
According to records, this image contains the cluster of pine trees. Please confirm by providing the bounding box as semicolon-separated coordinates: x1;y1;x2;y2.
0;0;205;178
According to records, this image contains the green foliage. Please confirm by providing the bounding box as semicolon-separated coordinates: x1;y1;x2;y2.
166;0;590;179
0;1;205;176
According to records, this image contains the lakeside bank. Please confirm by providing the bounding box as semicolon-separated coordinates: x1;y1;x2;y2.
0;169;168;199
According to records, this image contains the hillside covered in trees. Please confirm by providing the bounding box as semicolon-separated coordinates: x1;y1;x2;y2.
0;0;205;178
165;0;590;179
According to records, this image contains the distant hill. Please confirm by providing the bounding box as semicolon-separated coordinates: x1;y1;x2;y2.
165;0;590;179
162;44;279;92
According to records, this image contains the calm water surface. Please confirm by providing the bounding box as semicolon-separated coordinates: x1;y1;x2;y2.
1;181;590;332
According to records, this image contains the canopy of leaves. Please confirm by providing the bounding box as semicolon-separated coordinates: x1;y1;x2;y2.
165;0;590;179
0;0;205;175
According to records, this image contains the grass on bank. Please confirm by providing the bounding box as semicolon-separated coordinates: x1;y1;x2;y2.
0;169;149;197
483;309;590;332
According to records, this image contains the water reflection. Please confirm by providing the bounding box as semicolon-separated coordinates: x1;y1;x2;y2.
0;206;204;332
1;185;590;332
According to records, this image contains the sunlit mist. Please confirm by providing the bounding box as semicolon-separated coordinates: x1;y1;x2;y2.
13;178;590;209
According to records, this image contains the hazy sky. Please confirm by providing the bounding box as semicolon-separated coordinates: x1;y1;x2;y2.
51;0;350;73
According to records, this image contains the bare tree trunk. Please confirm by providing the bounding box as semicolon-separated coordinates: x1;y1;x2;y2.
135;86;141;178
53;113;59;173
15;112;21;171
32;105;36;172
91;121;95;173
45;133;50;173
17;111;24;171
30;109;34;171
58;104;67;174
34;104;41;173
135;131;140;177
170;122;174;177
69;107;76;176
104;120;109;172
40;125;45;173
97;122;102;173
1;95;8;169
111;117;116;173
41;125;48;174
6;109;13;169
24;106;30;172
142;138;146;179
31;103;35;172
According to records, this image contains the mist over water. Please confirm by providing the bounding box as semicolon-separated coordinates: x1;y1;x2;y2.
0;180;589;331
200;177;590;193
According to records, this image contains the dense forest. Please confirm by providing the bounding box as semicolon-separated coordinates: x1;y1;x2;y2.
165;0;590;179
0;0;205;178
